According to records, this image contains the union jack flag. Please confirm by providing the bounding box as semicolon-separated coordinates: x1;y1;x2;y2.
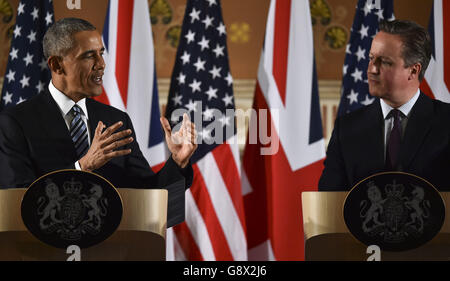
242;0;325;260
420;0;450;103
97;0;166;169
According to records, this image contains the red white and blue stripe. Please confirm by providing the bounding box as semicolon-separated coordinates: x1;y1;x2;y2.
98;0;166;168
421;0;450;103
242;0;325;260
165;0;247;261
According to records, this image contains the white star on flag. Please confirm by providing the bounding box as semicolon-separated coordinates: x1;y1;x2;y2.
205;86;218;100
9;48;18;60
39;58;47;70
189;79;202;93
222;93;233;106
355;46;366;62
185;99;198;113
206;0;217;6
193;57;206;72
45;12;53;25
23;52;34;66
202;106;214;120
6;70;15;83
202;15;214;29
31;7;39;20
217;22;226;36
218;115;230;127
172;93;183;106
176;72;186;84
27;30;37;44
351;67;363;83
225;72;233;86
2;92;13;105
209;65;222;79
18;3;25;15
212;44;224;58
198;36;210;51
376;9;384;20
359;24;369;40
189;8;201;23
36;81;45;93
13;25;22;38
185;30;195;43
347;90;359;104
181;51;190;64
19;74;30;88
361;95;375;106
17;97;26;104
363;2;373;16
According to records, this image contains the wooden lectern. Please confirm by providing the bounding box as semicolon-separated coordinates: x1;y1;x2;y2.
0;188;168;261
302;192;450;261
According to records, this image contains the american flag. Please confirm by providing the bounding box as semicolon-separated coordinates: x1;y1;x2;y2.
337;0;394;116
165;0;247;260
1;0;54;111
420;0;450;103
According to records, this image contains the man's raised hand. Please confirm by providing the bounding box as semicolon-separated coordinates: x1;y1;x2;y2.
79;121;133;171
160;113;198;168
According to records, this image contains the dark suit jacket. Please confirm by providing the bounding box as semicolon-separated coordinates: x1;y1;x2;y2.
0;89;193;226
319;93;450;191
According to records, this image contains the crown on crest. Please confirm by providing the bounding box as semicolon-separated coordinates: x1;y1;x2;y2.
63;178;82;195
385;180;404;197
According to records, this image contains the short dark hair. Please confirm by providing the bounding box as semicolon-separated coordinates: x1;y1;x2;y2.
43;17;96;60
379;20;431;82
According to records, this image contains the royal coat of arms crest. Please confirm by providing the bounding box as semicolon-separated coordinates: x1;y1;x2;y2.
344;172;445;251
38;178;109;240
22;170;123;249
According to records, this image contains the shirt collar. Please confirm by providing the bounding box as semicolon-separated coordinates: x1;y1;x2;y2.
48;80;89;119
380;89;420;119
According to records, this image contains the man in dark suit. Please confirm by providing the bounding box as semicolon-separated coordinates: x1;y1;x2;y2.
0;18;197;225
319;20;450;191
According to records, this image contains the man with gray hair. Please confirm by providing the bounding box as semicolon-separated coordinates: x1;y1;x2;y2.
319;19;450;191
0;18;197;226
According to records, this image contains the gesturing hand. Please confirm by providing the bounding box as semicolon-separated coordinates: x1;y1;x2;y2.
79;121;133;172
160;113;198;168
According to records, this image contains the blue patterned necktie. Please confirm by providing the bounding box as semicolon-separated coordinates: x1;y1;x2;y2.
70;105;89;159
386;109;402;170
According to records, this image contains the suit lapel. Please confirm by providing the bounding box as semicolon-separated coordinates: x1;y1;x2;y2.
400;93;434;170
37;90;78;160
86;98;100;141
363;100;385;171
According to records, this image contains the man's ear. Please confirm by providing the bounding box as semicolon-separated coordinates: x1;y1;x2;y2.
48;56;64;75
409;63;422;81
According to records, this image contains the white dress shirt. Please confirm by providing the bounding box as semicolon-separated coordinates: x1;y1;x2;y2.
380;89;420;159
48;81;91;169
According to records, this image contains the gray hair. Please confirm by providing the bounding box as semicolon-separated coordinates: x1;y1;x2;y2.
379;20;432;82
43;17;97;59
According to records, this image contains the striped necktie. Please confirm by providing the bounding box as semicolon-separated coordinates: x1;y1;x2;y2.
70;105;89;159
